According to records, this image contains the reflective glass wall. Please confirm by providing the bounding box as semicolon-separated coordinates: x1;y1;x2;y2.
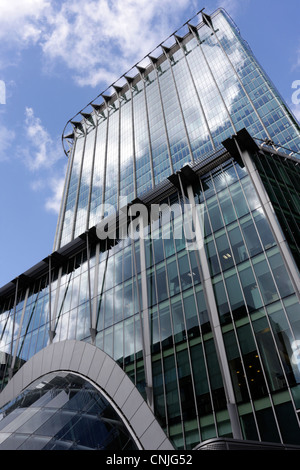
55;8;300;250
1;153;300;449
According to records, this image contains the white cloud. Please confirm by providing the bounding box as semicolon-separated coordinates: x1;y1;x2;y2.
22;106;61;170
45;175;65;214
15;106;66;214
41;0;196;87
0;0;198;88
0;122;15;161
0;0;50;46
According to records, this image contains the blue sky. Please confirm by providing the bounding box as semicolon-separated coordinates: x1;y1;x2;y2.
0;0;299;288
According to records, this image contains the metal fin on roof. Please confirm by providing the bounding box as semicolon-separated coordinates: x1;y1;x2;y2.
91;103;102;111
101;94;112;103
136;65;146;75
113;85;123;94
161;45;171;54
201;12;214;30
124;75;134;84
63;132;74;140
174;34;184;44
71;121;84;133
149;55;158;64
81;112;95;126
187;23;198;35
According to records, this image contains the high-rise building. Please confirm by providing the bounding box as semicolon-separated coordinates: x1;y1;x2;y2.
0;8;299;451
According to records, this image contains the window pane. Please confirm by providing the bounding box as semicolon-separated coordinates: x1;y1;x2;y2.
224;271;246;320
253;256;278;304
227;224;248;263
240;217;262;256
215;232;234;271
267;250;294;298
253;211;276;250
238;263;263;311
230;182;249;218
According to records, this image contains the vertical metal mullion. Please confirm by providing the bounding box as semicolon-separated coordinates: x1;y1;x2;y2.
86;231;95;344
139;74;155;189
51;265;62;341
124;78;138;200
162;199;201;432
100;107;110;218
133;234;154;411
161;49;194;163
176;175;220;435
91;242;100;338
86;116;99;231
48;255;53;343
130;87;138;199
117;96;121;212
9;278;19;379
10;286;29;375
151;65;174;175
175;36;215;151
151;210;186;443
71;130;87;240
54;137;77;250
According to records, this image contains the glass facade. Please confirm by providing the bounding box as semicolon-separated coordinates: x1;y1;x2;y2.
252;150;300;269
0;9;300;451
1;150;300;449
0;372;138;450
56;8;300;250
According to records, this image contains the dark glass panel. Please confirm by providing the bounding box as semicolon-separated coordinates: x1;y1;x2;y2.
177;349;197;420
152;359;167;428
155;264;168;302
275;401;300;446
171;296;185;344
240;413;259;442
205;339;227;411
224;271;247;321
237;323;268;399
215;232;234;271
224;329;250;403
255;407;281;443
190;343;213;416
163;355;181;424
253;317;287;392
177;252;193;290
183;290;200;338
159;302;173;348
206;196;223;232
213;278;231;325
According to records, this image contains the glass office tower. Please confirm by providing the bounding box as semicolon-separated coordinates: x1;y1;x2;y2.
0;9;299;451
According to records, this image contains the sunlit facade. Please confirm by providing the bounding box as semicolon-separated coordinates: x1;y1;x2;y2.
55;9;299;250
0;9;299;451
